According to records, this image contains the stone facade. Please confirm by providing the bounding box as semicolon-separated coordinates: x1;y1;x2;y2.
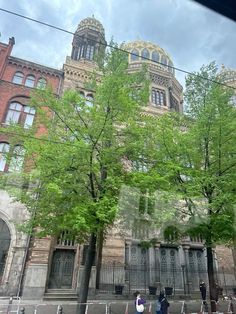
0;17;235;299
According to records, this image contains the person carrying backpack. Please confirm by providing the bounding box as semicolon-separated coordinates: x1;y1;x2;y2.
158;291;169;314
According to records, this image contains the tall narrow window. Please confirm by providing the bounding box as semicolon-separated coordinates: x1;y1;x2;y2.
37;78;47;89
12;72;24;84
0;219;11;281
0;143;10;172
86;45;94;60
5;102;22;124
8;145;25;172
152;51;159;62
130;49;139;61
151;88;166;106
25;75;35;88
161;56;167;66
141;48;150;60
23;106;36;128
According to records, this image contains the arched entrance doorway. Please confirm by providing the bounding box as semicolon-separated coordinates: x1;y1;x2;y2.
0;219;11;282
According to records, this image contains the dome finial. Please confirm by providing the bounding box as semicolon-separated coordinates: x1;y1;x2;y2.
92;14;95;18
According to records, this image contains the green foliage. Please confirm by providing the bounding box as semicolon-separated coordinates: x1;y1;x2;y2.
1;45;149;242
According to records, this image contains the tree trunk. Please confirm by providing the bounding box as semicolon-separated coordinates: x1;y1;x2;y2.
95;229;104;289
77;233;97;314
206;245;217;312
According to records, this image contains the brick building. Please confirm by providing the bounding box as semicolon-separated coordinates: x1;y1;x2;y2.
0;17;235;300
0;37;63;296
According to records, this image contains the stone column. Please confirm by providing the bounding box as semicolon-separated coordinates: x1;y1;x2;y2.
154;243;161;290
183;245;191;295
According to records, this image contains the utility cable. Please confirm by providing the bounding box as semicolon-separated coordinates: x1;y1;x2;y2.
0;7;236;91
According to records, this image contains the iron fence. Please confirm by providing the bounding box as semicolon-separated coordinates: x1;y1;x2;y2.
96;264;236;297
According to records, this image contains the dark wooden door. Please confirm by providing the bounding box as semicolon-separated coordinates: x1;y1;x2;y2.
49;249;75;289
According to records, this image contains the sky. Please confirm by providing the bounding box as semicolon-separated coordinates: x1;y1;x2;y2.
0;0;235;88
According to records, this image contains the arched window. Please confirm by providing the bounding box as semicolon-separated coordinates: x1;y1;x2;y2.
37;78;47;89
5;102;23;124
25;75;35;88
168;61;174;73
130;49;139;61
161;55;167;66
0;143;10;172
152;51;159;62
86;94;94;108
141;48;150;60
85;45;95;60
0;219;11;280
5;102;35;128
12;72;24;85
8;145;25;173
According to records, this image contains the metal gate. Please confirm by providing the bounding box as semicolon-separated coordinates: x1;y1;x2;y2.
48;249;75;289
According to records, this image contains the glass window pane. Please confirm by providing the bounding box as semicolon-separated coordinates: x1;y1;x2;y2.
37;78;47;89
25;75;35;88
161;56;167;65
24;114;35;128
5;110;21;124
131;49;139;61
0;143;9;172
141;48;150;59
12;72;24;84
152;51;159;62
8;146;25;172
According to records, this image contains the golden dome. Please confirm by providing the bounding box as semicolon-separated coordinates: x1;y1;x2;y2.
76;16;105;37
123;40;174;73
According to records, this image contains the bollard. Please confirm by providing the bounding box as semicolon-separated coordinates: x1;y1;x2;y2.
57;305;63;314
20;307;25;314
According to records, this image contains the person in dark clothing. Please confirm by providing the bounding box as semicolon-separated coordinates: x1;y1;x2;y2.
159;291;169;314
199;280;207;301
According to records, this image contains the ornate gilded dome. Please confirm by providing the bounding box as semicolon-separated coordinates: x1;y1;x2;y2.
76;16;105;37
123;40;174;74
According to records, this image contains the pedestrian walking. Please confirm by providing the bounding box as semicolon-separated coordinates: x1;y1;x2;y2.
199;280;207;301
159;291;169;314
134;291;146;314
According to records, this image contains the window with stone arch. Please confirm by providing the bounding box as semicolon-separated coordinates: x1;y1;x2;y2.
141;48;150;60
37;78;47;89
151;88;166;106
152;51;159;62
12;71;24;85
0;218;11;281
0;142;10;172
161;55;168;66
130;49;139;61
5;101;36;128
8;145;25;173
25;75;35;88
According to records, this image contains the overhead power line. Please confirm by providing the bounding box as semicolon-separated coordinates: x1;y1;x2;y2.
0;7;236;91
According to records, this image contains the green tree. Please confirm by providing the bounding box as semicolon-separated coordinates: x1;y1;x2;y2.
2;46;149;314
149;63;236;311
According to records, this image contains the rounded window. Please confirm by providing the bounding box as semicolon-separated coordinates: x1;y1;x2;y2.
161;55;168;66
37;78;47;89
152;51;159;62
25;75;35;88
12;72;24;85
130;49;139;61
141;48;150;60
